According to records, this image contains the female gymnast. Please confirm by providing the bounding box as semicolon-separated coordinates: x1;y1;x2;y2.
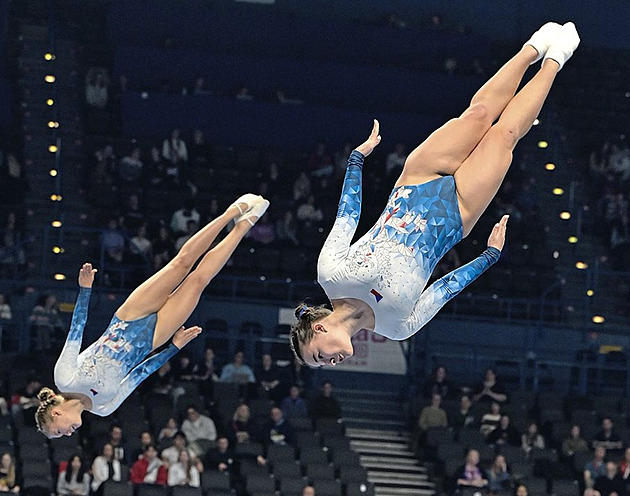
290;22;580;367
36;194;270;437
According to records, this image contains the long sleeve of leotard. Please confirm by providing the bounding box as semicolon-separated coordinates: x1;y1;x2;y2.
398;247;501;340
318;150;363;282
93;343;180;416
54;287;91;388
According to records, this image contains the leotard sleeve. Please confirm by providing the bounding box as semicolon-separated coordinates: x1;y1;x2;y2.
317;150;363;283
398;247;501;340
92;343;180;416
54;287;91;389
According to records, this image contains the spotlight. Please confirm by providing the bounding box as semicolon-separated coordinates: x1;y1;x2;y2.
559;211;571;220
44;75;56;83
52;246;65;254
49;169;58;176
545;163;556;171
553;251;559;259
50;194;62;201
552;188;564;195
46;98;54;106
575;261;588;270
54;273;66;281
47;121;59;128
592;315;605;324
538;140;548;148
48;144;58;153
51;220;62;227
586;289;594;297
568;236;578;244
44;53;54;61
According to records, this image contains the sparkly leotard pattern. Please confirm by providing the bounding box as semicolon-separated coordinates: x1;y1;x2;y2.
54;288;179;416
318;151;500;340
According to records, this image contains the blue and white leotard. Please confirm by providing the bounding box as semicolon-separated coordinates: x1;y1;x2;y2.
318;150;500;340
54;288;179;416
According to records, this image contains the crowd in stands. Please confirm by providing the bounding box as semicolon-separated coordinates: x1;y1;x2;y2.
587;137;630;271
414;366;630;495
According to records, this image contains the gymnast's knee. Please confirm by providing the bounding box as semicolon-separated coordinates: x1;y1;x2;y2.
461;103;491;125
170;251;195;271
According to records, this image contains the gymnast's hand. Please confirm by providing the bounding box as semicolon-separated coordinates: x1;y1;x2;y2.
354;119;382;157
172;325;202;349
78;263;98;288
487;215;509;251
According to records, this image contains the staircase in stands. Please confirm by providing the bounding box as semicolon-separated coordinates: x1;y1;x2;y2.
337;387;436;496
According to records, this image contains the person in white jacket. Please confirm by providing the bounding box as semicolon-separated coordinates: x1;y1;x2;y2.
167;450;200;488
91;443;122;495
181;407;217;456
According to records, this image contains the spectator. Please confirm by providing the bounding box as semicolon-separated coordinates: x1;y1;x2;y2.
257;354;281;399
450;394;477;433
132;431;155;462
418;393;448;431
310;381;341;420
10;377;41;425
594;461;624;496
487;454;511;495
162;129;188;163
235;86;254;101
196;346;219;382
230;404;255;444
102;424;129;466
220;351;256;384
585;447;608;490
57;455;90;496
423;365;453;399
173;353;196;381
29;294;63;351
456;449;488;491
593;418;624;453
562;424;589;458
175;220;198;251
0;294;11;320
486;415;520;447
102;218;125;264
160;431;203;471
206;437;234;473
385;143;407;178
0;452;19;493
130;445;167;485
248;214;276;246
181;407;217;453
121;194;145;232
292;172;311;202
117;147;144;187
474;368;508;403
263;407;294;446
129;225;152;263
91;443;122;496
94;144;116;173
619;447;630;481
521;421;545;455
167;450;200;487
158;418;179;444
281;385;308;419
480;402;502;437
303;486;315;496
152;224;175;271
276;211;299;246
170;200;200;236
189;129;211;166
515;484;528;496
147;146;167;186
85;68;109;109
296;195;324;223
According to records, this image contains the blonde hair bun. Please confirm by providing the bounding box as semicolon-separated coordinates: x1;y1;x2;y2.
37;387;56;404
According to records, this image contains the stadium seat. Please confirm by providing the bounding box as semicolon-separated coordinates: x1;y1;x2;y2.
245;474;275;495
201;471;231;492
312;480;342;496
299;446;329;466
267;444;297;464
172;486;203;496
103;481;134;496
552;479;579;496
137;484;168;496
239;458;269;478
279;477;306;495
346;482;376;496
338;465;368;484
305;463;335;481
330;449;361;468
272;461;302;480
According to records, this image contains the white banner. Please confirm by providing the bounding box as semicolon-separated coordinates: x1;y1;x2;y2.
336;329;407;375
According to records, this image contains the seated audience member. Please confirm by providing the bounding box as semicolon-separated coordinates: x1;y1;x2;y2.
170;199;200;236
162;129;188;163
474;368;508;403
487;454;511;494
158;418;179;444
562;424;589;459
11;377;41;426
91;443;122;496
423;365;453;399
418;393;448;431
98;424;129;466
152;224;175;271
486;415;520;447
593;418;624;453
281;385;308;419
480;402;502;437
618;447;630;479
161;431;203;472
130;445;167;485
196;347;219;382
521;421;545;455
57;455;90;496
515;484;528;496
456;449;488;492
0;453;19;494
257;354;281;399
230;404;255;444
102;219;125;264
128;225;152;262
310;381;341;420
173;353;196;381
594;461;624;496
167;450;200;487
132;431;155;462
450;394;477;433
181;407;217;454
302;486;315;496
220;351;256;384
117;147;144;187
585;447;608;490
206;437;235;474
263;407;294;446
0;294;12;320
175;220;198;251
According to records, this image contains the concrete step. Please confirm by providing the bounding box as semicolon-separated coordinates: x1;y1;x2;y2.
374;487;434;496
369;477;434;488
351;440;410;451
368;471;428;483
345;417;407;430
347;428;410;441
360;456;421;467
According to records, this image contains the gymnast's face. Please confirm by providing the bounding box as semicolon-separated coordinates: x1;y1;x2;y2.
302;321;354;368
48;407;82;438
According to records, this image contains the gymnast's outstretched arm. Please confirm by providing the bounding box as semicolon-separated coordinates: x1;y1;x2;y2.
398;216;508;340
